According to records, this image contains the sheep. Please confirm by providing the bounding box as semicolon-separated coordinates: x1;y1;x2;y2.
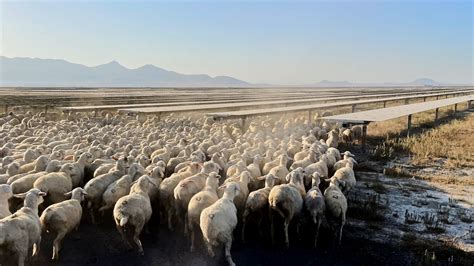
187;172;220;252
39;187;88;260
174;162;221;234
0;188;46;266
246;155;263;179
268;154;290;183
303;154;329;189
327;160;356;194
159;162;202;231
290;150;318;171
71;152;94;188
324;179;347;245
113;175;152;255
98;174;134;213
304;172;326;248
268;168;306;248
0;162;20;184
33;163;76;206
0;184;13;219
18;155;49;174
84;157;129;223
241;173;279;242
200;182;240;266
333;151;357;171
326;130;339;148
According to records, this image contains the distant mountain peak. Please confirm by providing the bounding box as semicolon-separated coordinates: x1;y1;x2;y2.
0;56;250;87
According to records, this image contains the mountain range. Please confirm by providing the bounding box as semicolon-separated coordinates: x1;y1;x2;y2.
0;56;465;87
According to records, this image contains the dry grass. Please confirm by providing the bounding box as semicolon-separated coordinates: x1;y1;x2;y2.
368;111;473;168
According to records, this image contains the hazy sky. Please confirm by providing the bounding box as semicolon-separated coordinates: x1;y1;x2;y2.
1;1;472;84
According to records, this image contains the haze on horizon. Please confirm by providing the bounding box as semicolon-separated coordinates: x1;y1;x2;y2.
1;1;472;85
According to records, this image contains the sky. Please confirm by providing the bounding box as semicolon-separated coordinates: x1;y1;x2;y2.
0;1;472;85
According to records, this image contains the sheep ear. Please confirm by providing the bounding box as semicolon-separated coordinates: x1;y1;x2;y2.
64;191;73;197
112;155;118;161
285;172;292;182
256;175;267;181
324;178;331;183
13;192;27;199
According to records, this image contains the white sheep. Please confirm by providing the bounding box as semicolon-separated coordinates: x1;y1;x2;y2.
324;178;347;245
268;168;306;248
187;172;220;252
333;151;357;171
0;188;46;266
327;160;356;194
84;157;128;223
0;184;13;219
159;162;201;231
33;163;76;206
304;172;326;248
303;154;329;189
39;187;88;260
98;174;134;213
113;175;152;255
241;173;279;242
200;182;240;266
174;162;220;234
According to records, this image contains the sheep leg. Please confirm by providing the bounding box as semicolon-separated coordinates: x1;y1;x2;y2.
257;215;264;238
314;216;322;248
338;222;344;245
205;240;215;257
183;212;188;236
283;217;291;249
17;253;26;266
189;222;195;252
52;231;66;260
167;208;174;231
116;224;133;250
32;236;41;257
269;208;275;245
241;211;248;243
90;208;97;224
224;239;235;266
133;229;144;256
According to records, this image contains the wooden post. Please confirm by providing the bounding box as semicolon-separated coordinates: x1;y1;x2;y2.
436;95;439;100
241;117;247;130
351;104;356;113
361;124;367;146
4;104;8;114
308;110;312;122
434;108;439;125
423;97;427;102
404;98;409;104
44;105;49;115
407;114;412;137
454;104;458;113
469;100;473;109
383;101;387;108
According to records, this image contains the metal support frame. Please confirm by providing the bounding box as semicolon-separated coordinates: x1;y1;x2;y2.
361;124;368;147
407;114;412;137
241;117;247;130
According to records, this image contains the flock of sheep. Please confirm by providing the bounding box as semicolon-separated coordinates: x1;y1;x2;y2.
0;110;362;266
